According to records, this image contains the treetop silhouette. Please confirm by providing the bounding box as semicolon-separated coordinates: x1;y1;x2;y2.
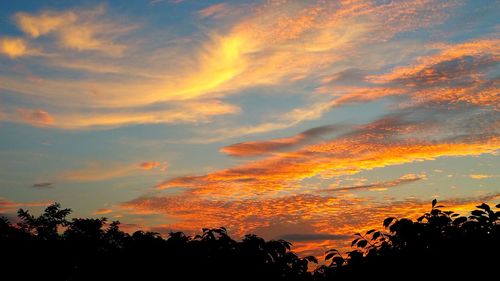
1;199;498;280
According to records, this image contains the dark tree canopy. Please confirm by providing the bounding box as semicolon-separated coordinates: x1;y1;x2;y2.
0;200;498;280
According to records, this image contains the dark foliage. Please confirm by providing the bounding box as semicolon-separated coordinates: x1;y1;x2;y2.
0;200;498;280
315;200;500;280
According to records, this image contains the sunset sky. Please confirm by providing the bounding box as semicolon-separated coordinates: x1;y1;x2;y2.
0;0;499;256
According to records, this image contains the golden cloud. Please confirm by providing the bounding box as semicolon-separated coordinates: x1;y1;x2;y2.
0;1;472;129
14;6;132;56
469;174;495;180
0;37;30;58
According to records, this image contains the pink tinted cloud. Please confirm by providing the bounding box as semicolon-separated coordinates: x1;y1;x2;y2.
198;3;230;19
17;108;54;127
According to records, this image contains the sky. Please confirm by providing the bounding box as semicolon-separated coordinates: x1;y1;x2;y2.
0;0;499;257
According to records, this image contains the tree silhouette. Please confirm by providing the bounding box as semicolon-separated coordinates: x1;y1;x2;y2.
17;202;71;239
0;199;498;280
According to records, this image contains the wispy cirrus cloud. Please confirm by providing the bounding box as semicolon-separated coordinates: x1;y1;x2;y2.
0;100;239;129
57;160;167;183
57;163;137;183
220;124;343;157
0;0;465;130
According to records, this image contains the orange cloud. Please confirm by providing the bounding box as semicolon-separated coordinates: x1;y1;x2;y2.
157;113;499;199
93;208;113;215
16;108;54;127
139;161;162;170
0;197;50;213
120;191;500;256
166;139;498;199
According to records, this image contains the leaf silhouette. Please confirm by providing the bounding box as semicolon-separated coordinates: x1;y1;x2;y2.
357;240;368;248
383;217;396;227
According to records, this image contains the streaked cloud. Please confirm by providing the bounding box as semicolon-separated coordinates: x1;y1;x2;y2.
32;182;55;189
93;208;113;215
220;124;342;157
198;3;230;19
324;173;425;193
0;197;49;213
469;174;495;179
1;100;239;129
